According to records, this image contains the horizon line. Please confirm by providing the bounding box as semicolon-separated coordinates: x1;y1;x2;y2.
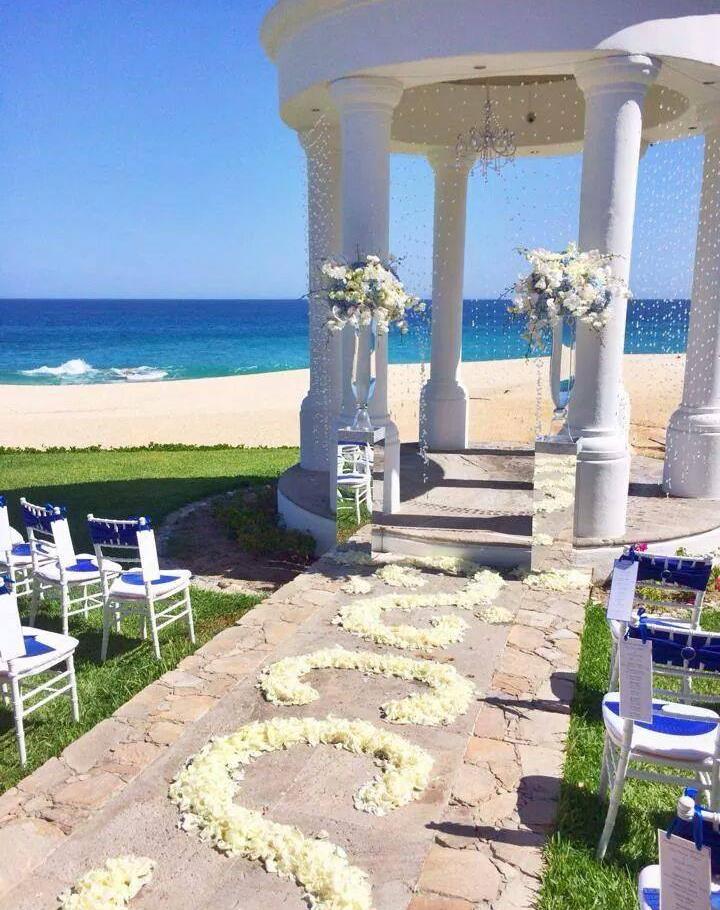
0;295;692;303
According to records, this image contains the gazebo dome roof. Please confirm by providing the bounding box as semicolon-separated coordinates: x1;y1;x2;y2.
261;0;720;154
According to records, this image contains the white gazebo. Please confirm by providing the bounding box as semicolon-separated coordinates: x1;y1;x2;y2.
261;0;720;558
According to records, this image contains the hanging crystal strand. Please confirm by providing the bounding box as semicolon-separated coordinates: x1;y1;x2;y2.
418;357;429;471
301;114;339;468
535;353;543;439
417;302;431;483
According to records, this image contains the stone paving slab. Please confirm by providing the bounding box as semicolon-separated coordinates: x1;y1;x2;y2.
0;555;588;909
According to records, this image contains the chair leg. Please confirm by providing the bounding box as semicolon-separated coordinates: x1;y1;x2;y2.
681;672;693;703
185;588;195;644
100;602;112;662
355;489;361;524
699;770;713;804
692;596;702;630
29;576;40;625
598;735;611;802
67;655;80;722
9;677;26;767
147;602;161;660
709;760;720;811
61;584;70;636
82;585;89;619
597;733;632;861
609;641;619;691
0;682;9;707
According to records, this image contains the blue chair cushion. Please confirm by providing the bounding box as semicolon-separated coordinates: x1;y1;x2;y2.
11;543;31;557
22;635;55;658
604;699;718;736
643;888;720;909
65;558;99;573
120;572;182;586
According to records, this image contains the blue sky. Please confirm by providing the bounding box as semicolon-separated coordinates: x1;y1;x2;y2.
0;0;703;300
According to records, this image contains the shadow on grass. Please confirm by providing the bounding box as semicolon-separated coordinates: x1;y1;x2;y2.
4;474;276;548
484;667;605;723
428;771;670;882
0;586;258;791
535;602;693;910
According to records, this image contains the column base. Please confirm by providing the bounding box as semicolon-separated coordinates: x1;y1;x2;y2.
300;393;330;472
664;406;720;499
574;434;630;539
422;380;469;451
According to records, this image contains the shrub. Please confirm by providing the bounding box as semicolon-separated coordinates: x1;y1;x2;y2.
214;484;315;564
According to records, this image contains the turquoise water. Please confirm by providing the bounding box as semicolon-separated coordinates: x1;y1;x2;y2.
0;298;690;385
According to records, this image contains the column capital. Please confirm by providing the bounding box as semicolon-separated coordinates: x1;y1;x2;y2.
574;54;660;97
427;146;473;176
329;75;403;115
696;100;720;133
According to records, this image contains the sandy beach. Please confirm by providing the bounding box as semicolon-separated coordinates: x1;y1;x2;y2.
1;353;685;455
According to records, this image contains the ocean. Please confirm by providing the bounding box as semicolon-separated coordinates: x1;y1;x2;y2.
0;298;690;385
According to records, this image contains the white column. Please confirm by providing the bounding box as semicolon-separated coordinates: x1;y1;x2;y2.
664;102;720;499
568;54;660;538
423;148;471;451
298;127;341;472
329;75;404;513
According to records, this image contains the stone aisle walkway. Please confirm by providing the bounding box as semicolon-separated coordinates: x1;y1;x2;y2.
0;554;587;910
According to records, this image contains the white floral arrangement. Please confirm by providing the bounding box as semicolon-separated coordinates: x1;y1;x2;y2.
333;595;469;652
521;568;590;592
463;569;507;605
478;604;515;624
339;571;506;616
327;549;376;568
258;647;475;726
330;548;480;576
509;242;630;349
408;554;483;576
58;856;155;910
374;563;427;589
328;549;483;578
340;576;374;596
333;582;512;652
321;255;424;335
169;716;432;910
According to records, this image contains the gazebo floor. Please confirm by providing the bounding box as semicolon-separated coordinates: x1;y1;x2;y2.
280;444;720;571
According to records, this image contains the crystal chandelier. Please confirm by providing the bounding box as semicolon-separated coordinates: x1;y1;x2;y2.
455;86;516;180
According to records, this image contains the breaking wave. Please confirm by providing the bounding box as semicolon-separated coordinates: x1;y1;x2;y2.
20;359;168;384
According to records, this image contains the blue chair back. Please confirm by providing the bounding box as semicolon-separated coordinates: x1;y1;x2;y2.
19;498;73;567
87;515;148;549
0;496;13;557
20;499;65;536
631;551;714;592
622;547;714;629
668;789;720;877
87;515;156;578
628;620;720;672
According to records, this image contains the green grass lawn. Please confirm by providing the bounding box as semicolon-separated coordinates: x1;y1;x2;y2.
0;587;257;792
539;600;720;909
0;444;298;546
0;445;299;791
